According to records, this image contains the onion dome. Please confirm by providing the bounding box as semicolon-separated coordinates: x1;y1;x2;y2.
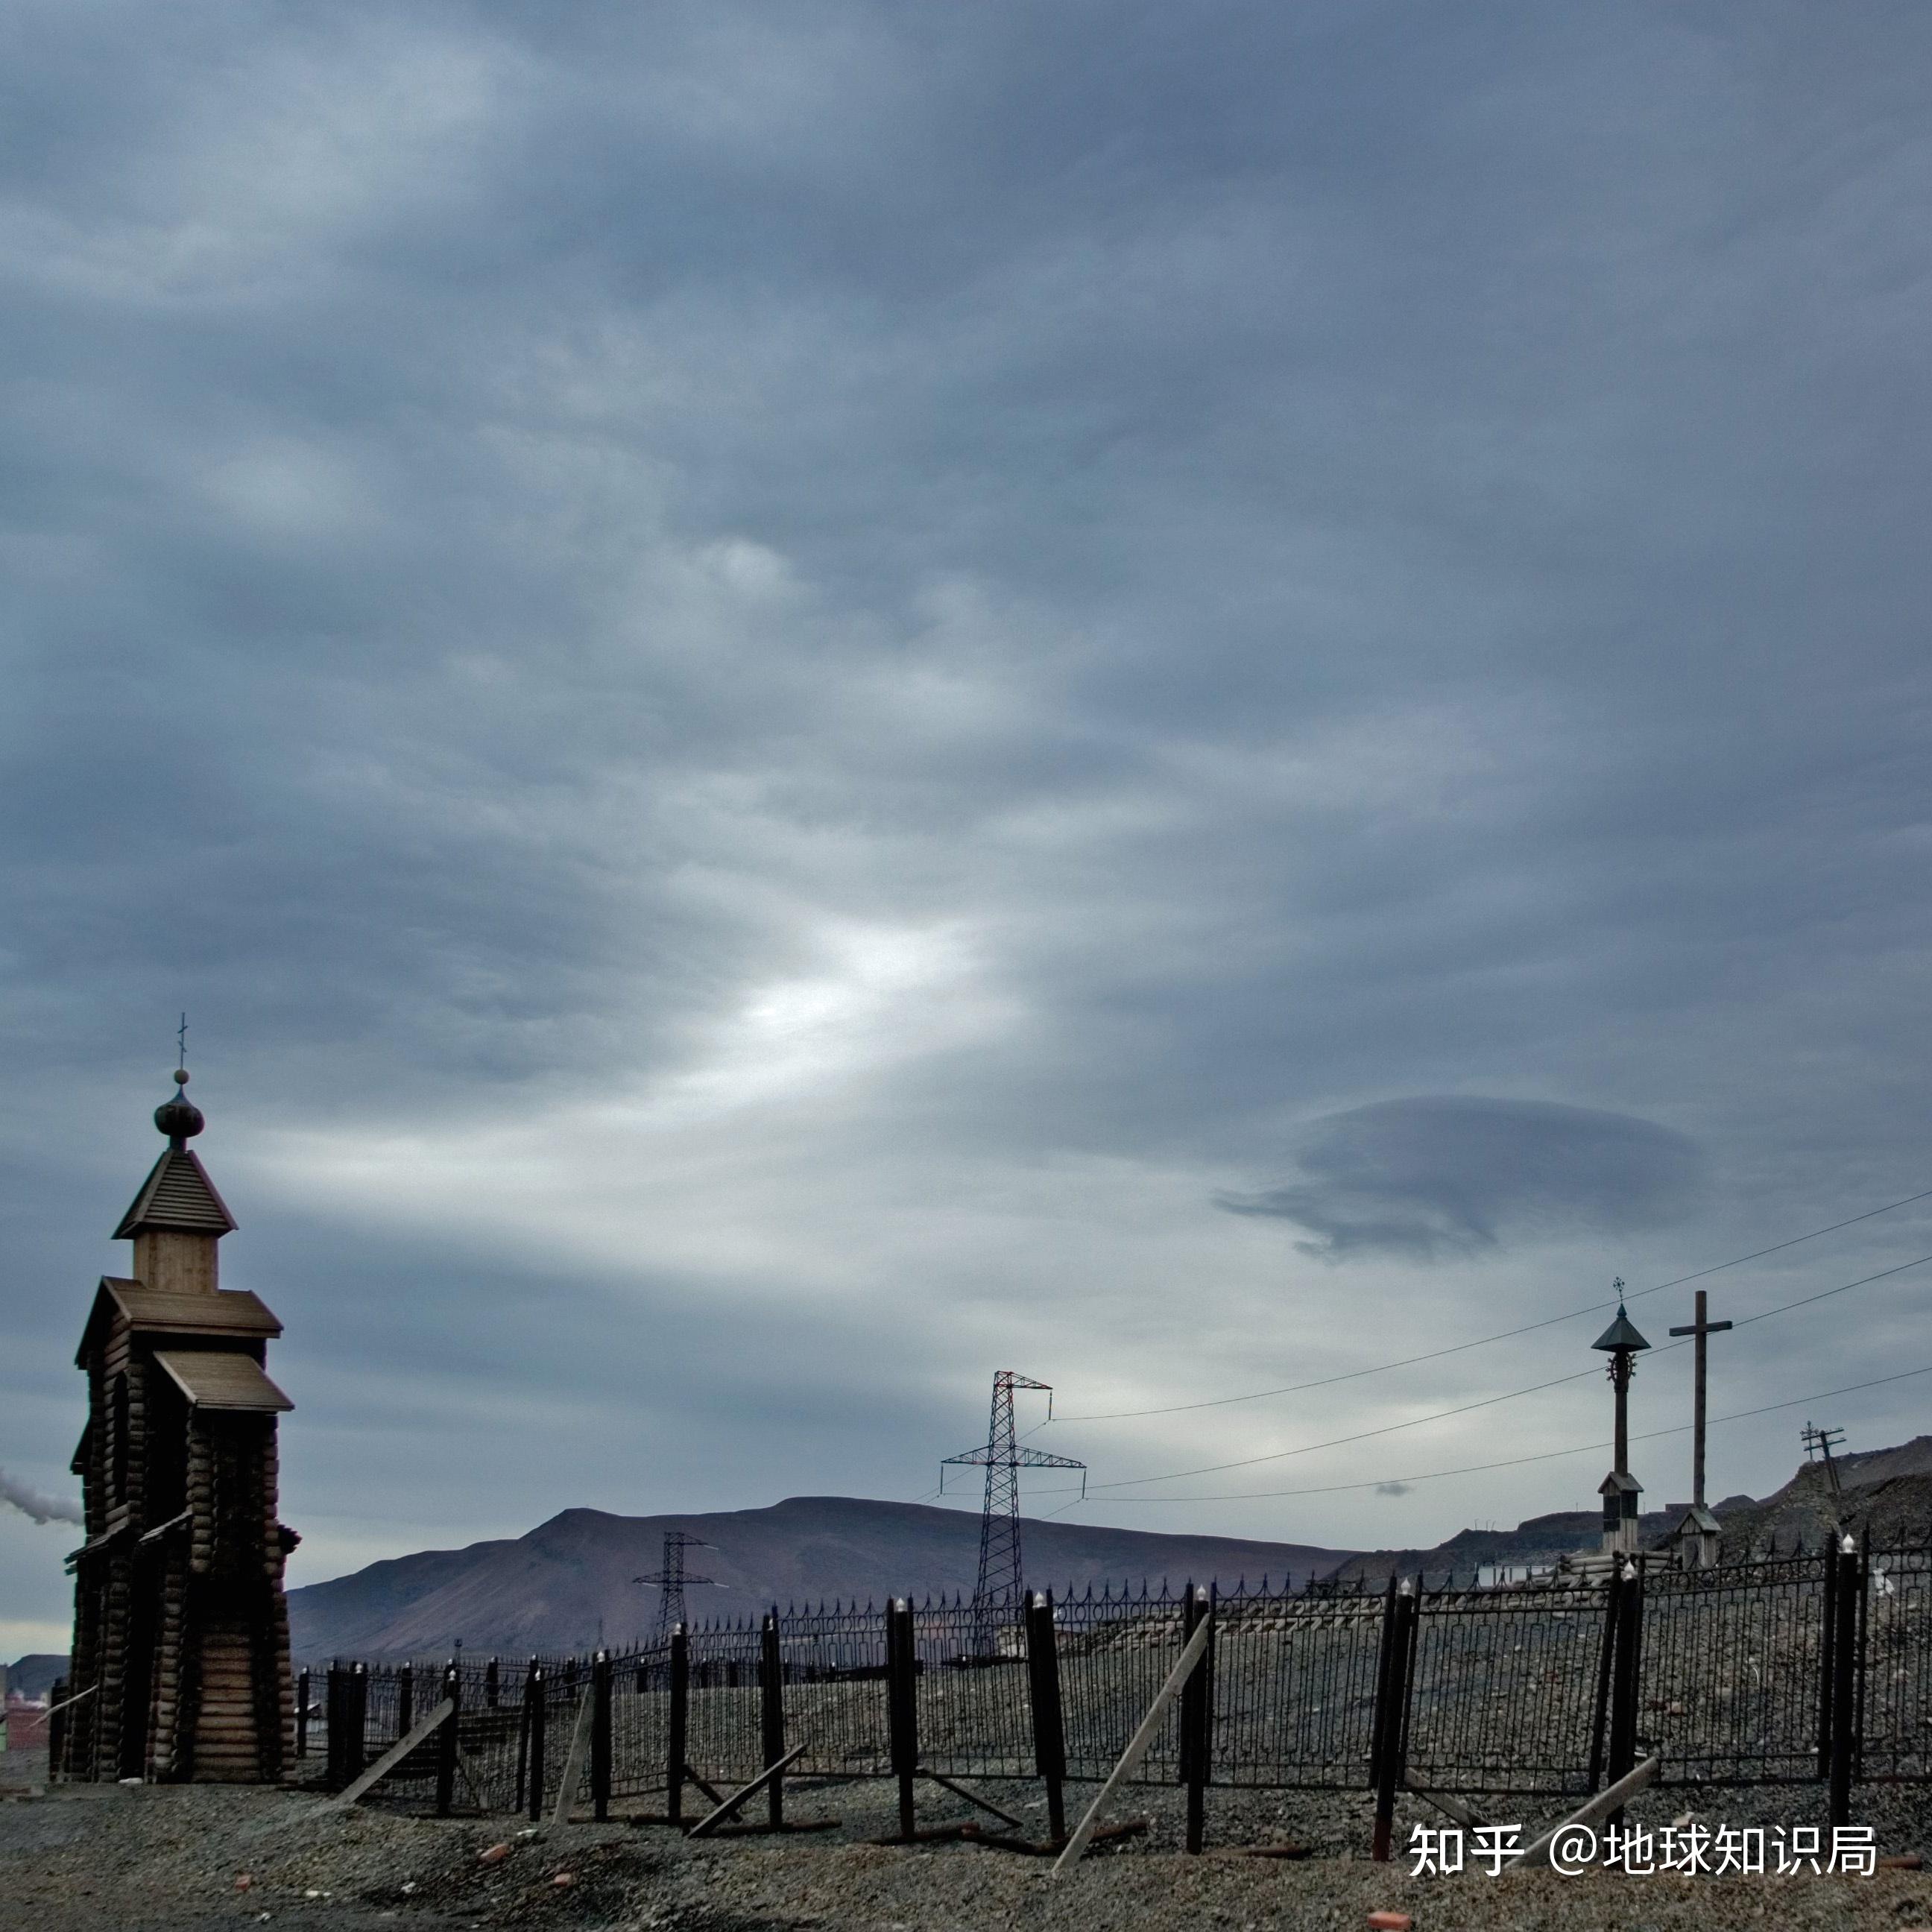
154;1069;204;1148
114;1070;236;1240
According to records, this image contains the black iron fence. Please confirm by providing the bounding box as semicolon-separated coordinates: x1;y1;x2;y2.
297;1533;1931;1824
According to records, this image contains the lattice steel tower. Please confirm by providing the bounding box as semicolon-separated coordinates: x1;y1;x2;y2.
635;1530;713;1644
943;1371;1085;1657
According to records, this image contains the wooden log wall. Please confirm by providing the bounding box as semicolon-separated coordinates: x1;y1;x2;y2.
66;1298;296;1787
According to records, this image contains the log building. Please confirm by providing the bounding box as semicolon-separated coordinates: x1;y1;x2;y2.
60;1072;298;1782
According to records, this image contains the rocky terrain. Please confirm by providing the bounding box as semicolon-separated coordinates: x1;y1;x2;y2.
4;1753;1932;1932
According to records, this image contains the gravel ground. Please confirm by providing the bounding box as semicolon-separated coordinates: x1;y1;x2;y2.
4;1763;1932;1932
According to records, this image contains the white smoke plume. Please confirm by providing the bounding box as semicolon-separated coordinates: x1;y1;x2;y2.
0;1469;83;1526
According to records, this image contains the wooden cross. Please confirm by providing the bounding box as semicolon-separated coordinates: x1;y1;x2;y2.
1668;1289;1733;1509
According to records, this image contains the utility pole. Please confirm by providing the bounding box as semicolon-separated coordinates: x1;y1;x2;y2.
1669;1290;1734;1512
1802;1423;1847;1500
942;1372;1085;1660
636;1531;714;1645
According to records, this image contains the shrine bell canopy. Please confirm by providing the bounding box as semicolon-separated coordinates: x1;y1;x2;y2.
1591;1304;1651;1353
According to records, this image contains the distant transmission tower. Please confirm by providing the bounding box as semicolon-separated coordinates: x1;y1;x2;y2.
634;1530;714;1644
942;1371;1085;1659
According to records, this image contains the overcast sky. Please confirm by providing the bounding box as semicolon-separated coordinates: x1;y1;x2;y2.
5;1;1932;1657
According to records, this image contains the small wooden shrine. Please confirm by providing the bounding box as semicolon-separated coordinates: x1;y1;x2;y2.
60;1070;297;1782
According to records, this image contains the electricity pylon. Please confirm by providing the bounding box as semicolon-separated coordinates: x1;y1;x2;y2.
634;1530;713;1644
942;1371;1085;1659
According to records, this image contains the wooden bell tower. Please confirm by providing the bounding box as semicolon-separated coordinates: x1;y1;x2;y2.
60;1069;298;1783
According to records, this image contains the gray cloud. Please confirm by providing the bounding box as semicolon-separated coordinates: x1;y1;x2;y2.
2;4;1931;1644
1219;1098;1708;1262
0;1471;82;1528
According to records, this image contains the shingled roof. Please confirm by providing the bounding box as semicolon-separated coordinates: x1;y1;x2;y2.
113;1147;236;1240
75;1278;282;1365
153;1350;292;1414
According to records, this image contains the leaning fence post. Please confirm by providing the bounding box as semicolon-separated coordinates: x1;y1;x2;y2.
526;1665;547;1824
888;1598;918;1841
1179;1584;1216;1853
1025;1590;1067;1845
1829;1535;1860;1826
295;1668;310;1762
761;1611;786;1831
667;1625;689;1826
435;1662;461;1818
591;1650;613;1823
1370;1580;1417;1862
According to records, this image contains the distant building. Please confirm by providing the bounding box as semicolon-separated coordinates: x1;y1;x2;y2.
58;1072;298;1783
1667;1503;1722;1571
3;1693;50;1753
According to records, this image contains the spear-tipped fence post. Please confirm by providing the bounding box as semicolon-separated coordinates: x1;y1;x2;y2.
667;1625;689;1826
1025;1590;1066;1844
1367;1578;1398;1818
1818;1534;1840;1778
397;1661;414;1743
1587;1569;1622;1793
323;1667;341;1787
47;1675;67;1781
888;1598;918;1841
760;1612;786;1831
486;1656;500;1709
1855;1524;1872;1787
514;1659;536;1815
1606;1561;1644;1828
591;1650;613;1822
295;1669;310;1762
1829;1535;1861;1826
435;1662;461;1818
1179;1583;1216;1854
350;1664;370;1781
1369;1579;1417;1862
525;1665;547;1824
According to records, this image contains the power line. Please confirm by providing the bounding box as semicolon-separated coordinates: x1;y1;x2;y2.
1050;1184;1932;1423
1041;1361;1932;1506
1085;1251;1932;1491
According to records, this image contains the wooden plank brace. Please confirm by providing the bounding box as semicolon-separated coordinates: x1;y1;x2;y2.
1052;1614;1213;1874
332;1698;455;1808
686;1742;811;1840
